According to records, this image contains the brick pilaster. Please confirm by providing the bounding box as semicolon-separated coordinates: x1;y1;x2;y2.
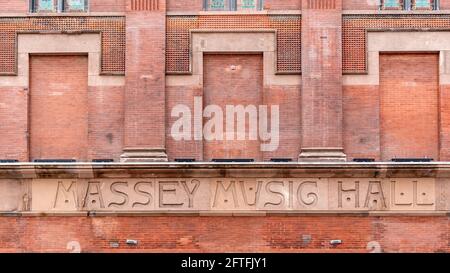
121;0;168;162
299;0;346;162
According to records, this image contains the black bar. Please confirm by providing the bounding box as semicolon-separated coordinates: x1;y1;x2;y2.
212;159;255;163
391;158;434;162
175;159;197;162
270;158;293;162
0;253;445;272
92;159;114;163
353;158;375;162
0;159;19;163
33;159;77;163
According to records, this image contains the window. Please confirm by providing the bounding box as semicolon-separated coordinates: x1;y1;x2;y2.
380;0;439;10
30;0;88;13
204;0;264;11
64;0;88;12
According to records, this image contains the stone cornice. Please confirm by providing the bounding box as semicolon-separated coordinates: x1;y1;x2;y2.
0;162;449;179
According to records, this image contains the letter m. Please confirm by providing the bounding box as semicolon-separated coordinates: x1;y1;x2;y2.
53;181;78;209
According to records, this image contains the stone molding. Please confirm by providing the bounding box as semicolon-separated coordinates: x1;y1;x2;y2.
0;32;125;87
344;31;450;85
166;29;301;87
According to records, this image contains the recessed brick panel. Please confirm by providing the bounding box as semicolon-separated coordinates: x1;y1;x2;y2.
203;54;263;161
380;53;439;161
30;55;89;161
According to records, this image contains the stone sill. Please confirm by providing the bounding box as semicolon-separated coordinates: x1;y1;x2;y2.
1;162;450;178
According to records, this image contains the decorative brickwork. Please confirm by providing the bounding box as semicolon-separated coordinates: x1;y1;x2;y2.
0;16;125;75
130;0;160;11
343;14;450;74
306;0;336;9
166;15;301;73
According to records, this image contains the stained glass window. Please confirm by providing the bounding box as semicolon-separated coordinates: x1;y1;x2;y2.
383;0;402;8
414;0;432;9
240;0;256;9
31;0;88;12
205;0;263;11
209;0;226;10
67;0;85;11
37;0;54;11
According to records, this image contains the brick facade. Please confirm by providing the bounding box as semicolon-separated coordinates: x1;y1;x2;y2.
1;216;448;253
2;0;450;253
203;54;264;161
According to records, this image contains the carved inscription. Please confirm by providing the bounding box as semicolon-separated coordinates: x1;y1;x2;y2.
29;178;436;212
331;179;389;210
211;179;327;210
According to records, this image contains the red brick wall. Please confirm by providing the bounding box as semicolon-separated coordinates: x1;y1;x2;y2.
263;85;301;161
166;86;203;161
88;86;124;161
342;0;378;10
440;0;450;9
264;0;302;10
0;0;28;13
0;87;28;161
90;0;126;12
0;216;448;252
29;55;89;161
343;86;380;161
440;85;450;161
203;54;263;161
167;0;203;11
380;53;439;161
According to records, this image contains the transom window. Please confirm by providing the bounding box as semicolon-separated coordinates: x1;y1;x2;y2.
30;0;88;13
204;0;264;11
380;0;439;10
